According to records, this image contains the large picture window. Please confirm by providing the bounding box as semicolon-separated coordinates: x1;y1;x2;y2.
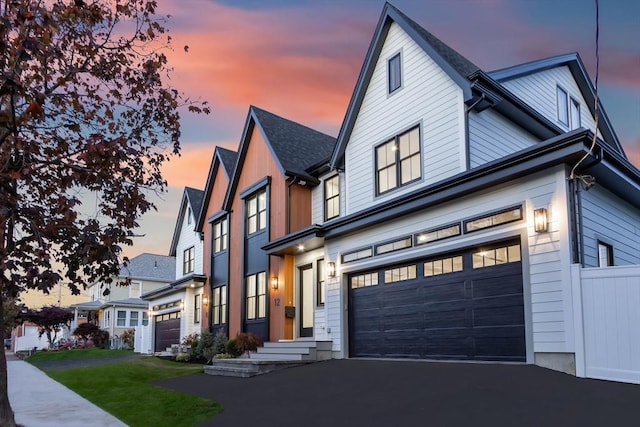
246;190;267;235
213;217;228;253
376;126;421;194
324;175;340;221
212;286;227;325
183;246;195;274
246;272;266;320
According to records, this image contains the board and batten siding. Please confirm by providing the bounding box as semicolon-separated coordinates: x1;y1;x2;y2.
323;166;574;358
580;185;640;267
175;201;204;280
500;66;597;134
468;109;540;168
344;22;466;216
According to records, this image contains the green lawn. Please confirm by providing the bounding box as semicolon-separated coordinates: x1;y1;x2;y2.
27;352;221;426
26;347;133;363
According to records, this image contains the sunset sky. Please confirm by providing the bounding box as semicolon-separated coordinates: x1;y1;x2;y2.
128;0;640;260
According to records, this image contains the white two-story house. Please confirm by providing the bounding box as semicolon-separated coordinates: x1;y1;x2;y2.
263;2;640;375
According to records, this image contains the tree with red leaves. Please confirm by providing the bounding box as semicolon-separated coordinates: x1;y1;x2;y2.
0;1;209;424
23;305;73;348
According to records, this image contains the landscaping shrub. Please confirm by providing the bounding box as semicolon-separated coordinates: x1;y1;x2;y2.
73;322;101;342
73;323;109;349
181;333;200;359
225;339;239;357
196;331;215;358
235;332;263;354
202;347;217;364
93;330;110;349
212;329;228;355
121;329;135;349
175;352;191;363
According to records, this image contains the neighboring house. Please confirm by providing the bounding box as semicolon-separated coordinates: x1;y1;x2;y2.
142;187;207;352
70;253;175;340
195;2;640;376
196;147;237;337
11;321;64;351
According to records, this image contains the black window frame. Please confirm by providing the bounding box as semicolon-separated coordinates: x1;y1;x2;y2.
464;206;523;234
556;85;569;126
388;52;402;94
212;216;228;254
183;246;195;274
324;174;340;221
375;126;421;195
317;259;325;306
194;294;201;324
246;189;267;235
342;246;373;264
597;241;614;267
245;272;266;320
212;285;227;325
375;235;413;255
415;223;461;246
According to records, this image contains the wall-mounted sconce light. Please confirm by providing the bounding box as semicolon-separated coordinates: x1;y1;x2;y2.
179;300;185;311
271;276;279;290
327;262;336;278
202;294;209;306
534;207;548;233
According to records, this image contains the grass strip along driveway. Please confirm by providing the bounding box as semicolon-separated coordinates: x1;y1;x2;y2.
27;349;220;427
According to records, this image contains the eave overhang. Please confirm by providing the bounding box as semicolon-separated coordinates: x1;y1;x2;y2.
262;225;324;256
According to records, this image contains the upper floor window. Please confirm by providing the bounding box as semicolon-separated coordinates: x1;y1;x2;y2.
183;246;195;274
246;190;267;235
187;206;192;225
388;52;402;94
557;86;569;125
213;217;228;253
376;126;421;194
598;241;613;267
129;281;142;298
570;97;581;130
324;175;340;221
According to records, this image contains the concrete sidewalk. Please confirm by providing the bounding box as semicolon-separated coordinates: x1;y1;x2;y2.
6;351;127;427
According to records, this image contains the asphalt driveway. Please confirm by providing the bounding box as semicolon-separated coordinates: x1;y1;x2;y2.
157;359;640;427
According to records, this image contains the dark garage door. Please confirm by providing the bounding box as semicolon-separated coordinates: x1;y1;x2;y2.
349;241;525;362
154;311;181;352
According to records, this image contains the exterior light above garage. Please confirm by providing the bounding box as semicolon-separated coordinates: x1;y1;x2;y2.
534;208;549;233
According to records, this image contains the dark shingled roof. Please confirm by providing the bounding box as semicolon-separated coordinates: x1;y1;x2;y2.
251;106;336;179
388;3;480;78
185;187;204;222
119;253;175;282
217;147;238;178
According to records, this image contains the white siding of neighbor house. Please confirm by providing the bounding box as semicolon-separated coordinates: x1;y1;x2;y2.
175;200;204;280
580;185;640;267
344;22;466;216
500;66;598;134
468;109;541;168
323;166;574;358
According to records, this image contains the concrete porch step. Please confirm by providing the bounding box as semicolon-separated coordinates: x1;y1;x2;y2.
204;359;312;378
250;340;333;362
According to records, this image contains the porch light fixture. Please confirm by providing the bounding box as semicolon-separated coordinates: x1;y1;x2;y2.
534;208;548;233
327;262;336;278
202;294;209;306
271;276;279;290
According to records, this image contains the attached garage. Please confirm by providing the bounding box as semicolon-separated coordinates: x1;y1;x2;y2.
154;311;181;352
348;240;525;362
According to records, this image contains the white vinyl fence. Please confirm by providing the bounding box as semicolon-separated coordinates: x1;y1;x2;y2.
134;324;153;354
572;264;640;384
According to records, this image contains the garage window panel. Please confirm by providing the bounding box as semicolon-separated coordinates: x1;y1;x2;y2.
376;236;412;255
473;244;521;269
424;255;463;277
415;224;460;245
464;206;522;233
343;247;373;263
384;265;417;283
351;272;378;289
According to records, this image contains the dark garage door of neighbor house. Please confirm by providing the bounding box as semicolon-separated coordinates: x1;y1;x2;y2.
349;241;525;362
154;311;181;352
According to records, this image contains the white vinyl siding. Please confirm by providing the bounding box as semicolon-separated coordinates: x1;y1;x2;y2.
468;109;540;167
324;166;573;357
580;185;640;267
500;66;596;135
344;22;465;215
175;200;204;280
